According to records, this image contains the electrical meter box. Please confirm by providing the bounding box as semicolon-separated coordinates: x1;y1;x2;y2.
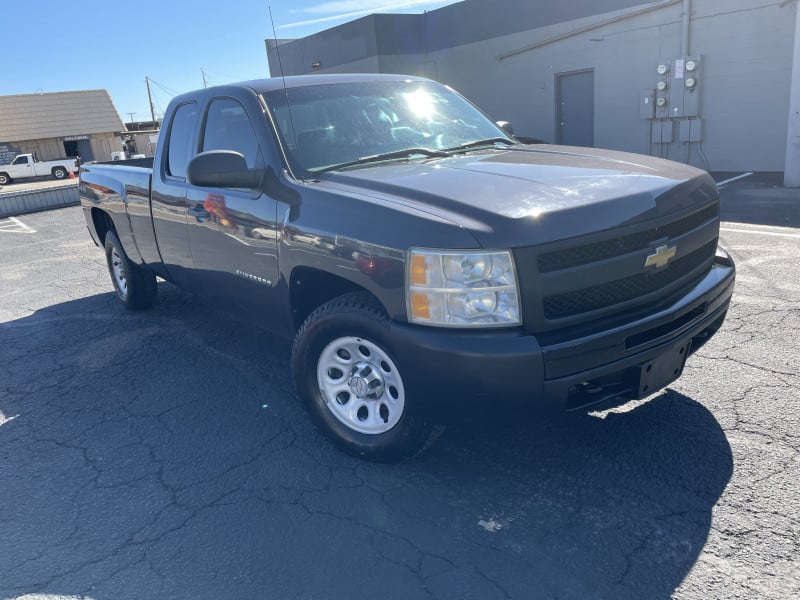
679;118;703;142
655;60;671;119
682;55;701;117
652;120;674;144
668;55;701;118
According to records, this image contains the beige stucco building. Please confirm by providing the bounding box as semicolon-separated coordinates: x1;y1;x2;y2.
0;89;125;165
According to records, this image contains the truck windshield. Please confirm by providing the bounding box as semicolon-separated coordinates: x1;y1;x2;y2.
263;80;513;176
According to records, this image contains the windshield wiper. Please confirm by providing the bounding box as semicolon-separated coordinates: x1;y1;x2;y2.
315;148;450;174
444;137;516;153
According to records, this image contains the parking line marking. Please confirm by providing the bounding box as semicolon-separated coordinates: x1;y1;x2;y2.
0;217;36;234
720;227;800;239
9;217;33;231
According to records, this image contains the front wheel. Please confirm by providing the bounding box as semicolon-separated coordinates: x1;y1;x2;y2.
0;173;11;185
291;292;442;461
52;167;68;179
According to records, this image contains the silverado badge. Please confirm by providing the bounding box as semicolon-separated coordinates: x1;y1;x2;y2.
645;244;677;269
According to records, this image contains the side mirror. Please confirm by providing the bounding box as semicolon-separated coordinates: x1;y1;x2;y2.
187;150;262;189
496;121;515;137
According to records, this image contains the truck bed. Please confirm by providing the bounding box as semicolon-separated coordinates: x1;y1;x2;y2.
94;157;154;169
80;161;156;266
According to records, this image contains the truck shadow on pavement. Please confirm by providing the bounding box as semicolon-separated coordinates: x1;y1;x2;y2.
0;284;733;600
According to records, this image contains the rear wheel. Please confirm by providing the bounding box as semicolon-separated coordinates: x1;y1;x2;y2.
291;292;442;461
52;167;68;179
104;231;157;309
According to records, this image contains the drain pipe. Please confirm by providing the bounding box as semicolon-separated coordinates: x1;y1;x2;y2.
785;1;800;187
681;0;691;55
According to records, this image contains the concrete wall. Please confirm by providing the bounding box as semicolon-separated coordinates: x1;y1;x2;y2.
14;138;65;162
89;133;121;162
267;1;647;73
10;132;122;163
267;39;380;76
420;0;796;172
130;132;158;158
267;17;379;75
0;184;79;218
270;0;797;173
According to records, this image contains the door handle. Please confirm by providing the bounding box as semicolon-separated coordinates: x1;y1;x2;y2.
187;204;210;220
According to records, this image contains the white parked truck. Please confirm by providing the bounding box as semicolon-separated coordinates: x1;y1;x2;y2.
0;154;79;185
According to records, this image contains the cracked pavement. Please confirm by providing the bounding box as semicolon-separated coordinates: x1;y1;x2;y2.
0;187;798;599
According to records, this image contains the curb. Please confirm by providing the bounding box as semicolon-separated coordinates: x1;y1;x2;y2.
0;184;80;218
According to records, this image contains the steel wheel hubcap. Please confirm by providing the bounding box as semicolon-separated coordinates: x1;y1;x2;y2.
111;249;127;296
317;336;405;435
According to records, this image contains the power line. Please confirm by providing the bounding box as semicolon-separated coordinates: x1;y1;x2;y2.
201;66;237;81
147;78;180;97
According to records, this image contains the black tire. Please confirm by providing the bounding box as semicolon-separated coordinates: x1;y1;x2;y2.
52;167;68;179
291;292;442;461
0;173;11;185
104;231;157;310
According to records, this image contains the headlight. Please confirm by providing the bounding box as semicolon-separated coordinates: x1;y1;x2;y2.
406;248;521;327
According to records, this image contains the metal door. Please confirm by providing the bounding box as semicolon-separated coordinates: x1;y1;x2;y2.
76;139;94;162
556;70;595;147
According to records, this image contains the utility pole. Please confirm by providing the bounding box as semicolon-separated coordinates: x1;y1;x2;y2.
201;68;208;88
145;76;157;126
126;112;136;124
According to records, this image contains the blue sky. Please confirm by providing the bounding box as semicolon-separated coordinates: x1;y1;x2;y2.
4;0;457;124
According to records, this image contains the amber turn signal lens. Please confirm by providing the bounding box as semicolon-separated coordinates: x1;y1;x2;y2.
410;292;431;319
410;254;428;286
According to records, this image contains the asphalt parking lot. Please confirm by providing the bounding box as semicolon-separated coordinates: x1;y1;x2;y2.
0;184;798;599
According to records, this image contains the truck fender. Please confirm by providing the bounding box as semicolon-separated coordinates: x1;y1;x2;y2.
288;266;392;333
81;174;142;264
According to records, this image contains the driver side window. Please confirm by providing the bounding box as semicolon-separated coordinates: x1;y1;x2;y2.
201;98;263;170
13;155;29;165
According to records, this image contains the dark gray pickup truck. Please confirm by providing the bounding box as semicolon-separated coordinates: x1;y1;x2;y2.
80;74;735;460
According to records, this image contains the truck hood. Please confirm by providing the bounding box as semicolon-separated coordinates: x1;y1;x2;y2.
315;145;718;248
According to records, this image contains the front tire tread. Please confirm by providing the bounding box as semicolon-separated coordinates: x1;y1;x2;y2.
291;292;442;461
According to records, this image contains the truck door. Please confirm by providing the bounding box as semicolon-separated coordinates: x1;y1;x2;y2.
150;102;199;286
11;155;34;177
185;96;280;319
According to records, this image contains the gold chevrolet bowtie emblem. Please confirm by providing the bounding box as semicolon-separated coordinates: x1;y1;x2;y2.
645;244;677;269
